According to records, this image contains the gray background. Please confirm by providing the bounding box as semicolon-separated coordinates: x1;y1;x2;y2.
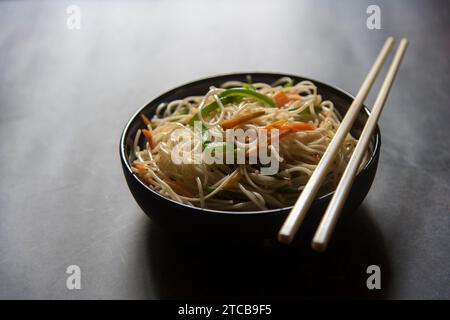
0;0;449;299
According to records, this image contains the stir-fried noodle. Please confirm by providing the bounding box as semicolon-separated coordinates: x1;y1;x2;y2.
131;78;367;211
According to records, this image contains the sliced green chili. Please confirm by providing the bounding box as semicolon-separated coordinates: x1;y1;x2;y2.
218;88;275;108
242;83;256;91
283;79;294;88
203;142;230;154
177;107;189;115
188;88;275;126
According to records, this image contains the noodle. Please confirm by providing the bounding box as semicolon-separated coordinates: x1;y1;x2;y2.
131;78;369;211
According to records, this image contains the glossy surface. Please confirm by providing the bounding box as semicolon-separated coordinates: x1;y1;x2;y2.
1;0;449;299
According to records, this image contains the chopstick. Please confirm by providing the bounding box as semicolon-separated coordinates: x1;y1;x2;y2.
278;37;395;244
312;38;409;252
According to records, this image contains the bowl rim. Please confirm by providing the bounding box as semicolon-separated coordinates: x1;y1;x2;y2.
120;72;381;216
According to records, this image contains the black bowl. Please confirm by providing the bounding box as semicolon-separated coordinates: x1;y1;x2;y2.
120;73;380;243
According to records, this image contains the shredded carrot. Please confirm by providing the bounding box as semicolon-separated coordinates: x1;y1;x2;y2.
265;120;289;131
140;113;151;126
220;110;265;129
132;163;148;171
269;121;314;142
163;178;194;198
273;91;290;108
265;120;314;133
264;127;291;146
274;128;293;140
223;170;242;189
246;123;284;157
142;129;153;149
285;122;314;131
246;120;315;156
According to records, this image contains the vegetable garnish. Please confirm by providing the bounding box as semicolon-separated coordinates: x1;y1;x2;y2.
265;120;315;133
215;88;275;108
283;79;294;88
142;129;154;149
220;110;265;129
246;120;315;157
273;91;290;108
222;170;242;190
273;91;302;108
242;83;256;91
200;124;211;147
140;113;151;126
132;163;148;171
203;142;244;160
177;107;189;115
131;77;367;211
203;142;230;154
188;88;275;125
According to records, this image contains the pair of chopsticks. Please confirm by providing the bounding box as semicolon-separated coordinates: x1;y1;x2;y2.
278;37;409;251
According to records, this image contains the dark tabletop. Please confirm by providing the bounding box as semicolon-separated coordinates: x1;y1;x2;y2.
0;0;449;299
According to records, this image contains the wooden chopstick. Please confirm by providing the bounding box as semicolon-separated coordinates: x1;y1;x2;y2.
312;38;409;252
277;37;395;244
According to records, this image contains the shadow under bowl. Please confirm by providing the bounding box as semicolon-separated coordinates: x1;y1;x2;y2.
120;73;380;243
